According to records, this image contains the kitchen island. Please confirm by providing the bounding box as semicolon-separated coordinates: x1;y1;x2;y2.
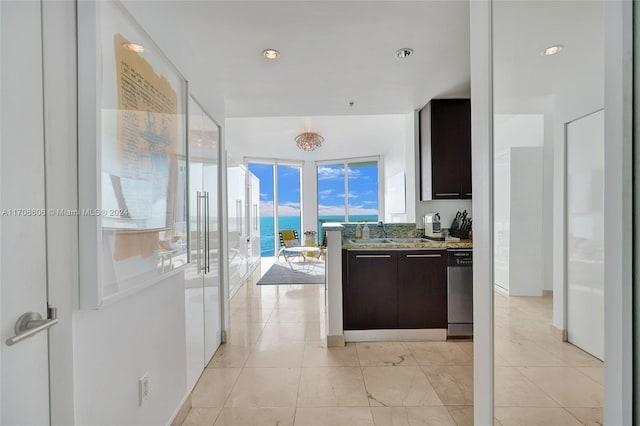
324;224;472;346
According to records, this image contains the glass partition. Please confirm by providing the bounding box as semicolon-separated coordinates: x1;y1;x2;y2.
492;1;604;424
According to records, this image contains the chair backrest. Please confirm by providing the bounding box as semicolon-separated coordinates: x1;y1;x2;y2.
279;230;299;247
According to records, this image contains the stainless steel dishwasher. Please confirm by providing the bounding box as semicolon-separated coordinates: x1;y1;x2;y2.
447;249;473;337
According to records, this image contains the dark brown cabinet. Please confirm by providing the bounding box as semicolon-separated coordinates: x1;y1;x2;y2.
343;250;398;330
419;99;472;200
343;249;448;330
398;250;448;328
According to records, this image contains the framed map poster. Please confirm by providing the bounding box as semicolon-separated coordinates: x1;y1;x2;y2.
78;0;188;308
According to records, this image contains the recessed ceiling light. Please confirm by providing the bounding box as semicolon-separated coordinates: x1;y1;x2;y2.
541;45;563;56
263;49;279;59
123;43;144;53
395;48;413;59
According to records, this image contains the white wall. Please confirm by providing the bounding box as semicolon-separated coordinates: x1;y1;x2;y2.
73;274;187;425
416;199;472;230
508;147;543;296
552;71;603;330
493;115;544;295
383;113;416;223
40;2;227;424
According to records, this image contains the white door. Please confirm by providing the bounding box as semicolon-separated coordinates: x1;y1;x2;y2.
202;116;221;363
185;98;206;391
566;109;605;360
1;1;53;424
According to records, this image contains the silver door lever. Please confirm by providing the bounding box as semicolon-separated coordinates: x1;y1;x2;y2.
6;307;58;346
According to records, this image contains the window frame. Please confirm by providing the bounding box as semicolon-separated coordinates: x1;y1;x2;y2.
315;155;384;224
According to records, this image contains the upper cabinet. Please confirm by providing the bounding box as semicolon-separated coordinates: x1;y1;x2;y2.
419;99;472;200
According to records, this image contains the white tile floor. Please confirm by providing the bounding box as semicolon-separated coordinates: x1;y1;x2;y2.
182;263;603;426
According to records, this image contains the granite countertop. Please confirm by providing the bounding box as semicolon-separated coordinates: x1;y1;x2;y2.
342;238;472;250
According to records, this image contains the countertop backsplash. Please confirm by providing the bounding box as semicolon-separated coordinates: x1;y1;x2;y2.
342;222;423;240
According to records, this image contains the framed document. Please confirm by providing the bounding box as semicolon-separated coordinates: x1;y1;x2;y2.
78;0;188;308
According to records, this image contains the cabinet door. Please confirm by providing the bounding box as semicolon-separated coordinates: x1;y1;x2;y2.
430;99;471;199
430;100;462;198
397;250;448;328
344;251;398;329
458;101;472;198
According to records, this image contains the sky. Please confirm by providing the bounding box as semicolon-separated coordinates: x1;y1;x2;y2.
248;161;378;218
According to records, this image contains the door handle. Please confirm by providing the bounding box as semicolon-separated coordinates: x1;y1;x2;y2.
6;307;58;346
435;193;460;197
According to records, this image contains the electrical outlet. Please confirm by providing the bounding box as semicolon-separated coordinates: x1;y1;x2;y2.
139;372;150;405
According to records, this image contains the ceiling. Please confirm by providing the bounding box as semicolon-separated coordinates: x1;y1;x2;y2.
122;1;471;118
225;114;408;162
492;1;603;109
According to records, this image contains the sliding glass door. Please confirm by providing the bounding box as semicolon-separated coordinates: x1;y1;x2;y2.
248;161;302;257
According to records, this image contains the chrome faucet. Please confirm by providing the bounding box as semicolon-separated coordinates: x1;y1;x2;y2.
378;221;387;238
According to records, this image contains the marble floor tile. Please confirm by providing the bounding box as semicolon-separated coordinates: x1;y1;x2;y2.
191;368;242;408
259;322;307;342
297;367;369;407
182;407;222;426
207;345;252;368
564;407;604;426
405;342;472;366
302;341;360;367
517;367;604;407
370;406;456;426
576;367;605;386
362;366;443;407
356;342;417;367
293;407;375;426
305;322;327;341
529;339;604;368
445;406;473;426
494;367;558;407
494;338;564;367
244;339;305;368
454;341;473;359
421;365;473;405
213;407;295;426
224;367;300;407
225;325;263;348
230;308;272;324
494;407;583;426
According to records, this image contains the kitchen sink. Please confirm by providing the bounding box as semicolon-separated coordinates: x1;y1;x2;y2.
346;238;392;244
387;238;424;244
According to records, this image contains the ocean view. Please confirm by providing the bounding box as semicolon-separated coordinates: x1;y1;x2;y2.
259;215;378;256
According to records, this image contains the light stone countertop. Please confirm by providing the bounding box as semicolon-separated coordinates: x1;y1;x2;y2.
342;239;472;250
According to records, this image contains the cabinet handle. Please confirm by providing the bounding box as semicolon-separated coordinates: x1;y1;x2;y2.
466;193;472;196
406;254;441;258
435;192;460;196
355;254;391;258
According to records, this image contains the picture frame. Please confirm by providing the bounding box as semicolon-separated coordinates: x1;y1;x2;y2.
78;0;188;308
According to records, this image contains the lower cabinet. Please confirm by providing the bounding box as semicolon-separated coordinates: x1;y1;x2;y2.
343;249;447;330
398;250;448;328
343;251;398;330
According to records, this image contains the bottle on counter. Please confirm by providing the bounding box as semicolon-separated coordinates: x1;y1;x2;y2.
355;222;362;239
362;222;370;239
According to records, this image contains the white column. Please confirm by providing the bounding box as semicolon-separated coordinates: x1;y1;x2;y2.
324;225;344;347
470;0;494;424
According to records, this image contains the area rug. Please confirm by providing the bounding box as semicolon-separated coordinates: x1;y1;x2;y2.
256;261;325;285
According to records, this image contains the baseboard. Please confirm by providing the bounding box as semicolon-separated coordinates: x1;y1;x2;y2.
326;334;345;347
550;324;566;342
493;284;509;296
169;393;191;426
344;329;447;342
